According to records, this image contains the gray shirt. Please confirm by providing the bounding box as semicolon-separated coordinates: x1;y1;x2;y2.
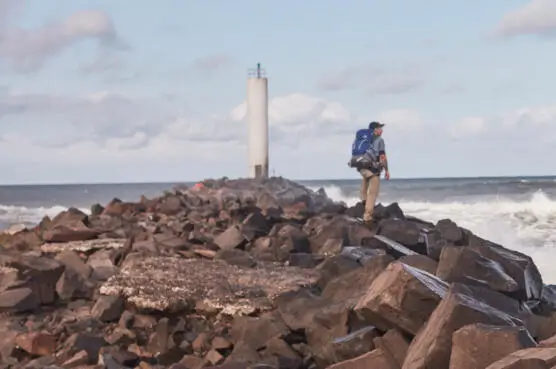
366;136;386;160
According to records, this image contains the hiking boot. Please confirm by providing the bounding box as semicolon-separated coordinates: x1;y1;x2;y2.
363;219;379;230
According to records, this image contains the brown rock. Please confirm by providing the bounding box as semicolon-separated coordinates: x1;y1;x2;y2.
100;257;318;314
92;295;125;322
206;348;225;365
42;224;98;243
373;328;411;368
193;332;211;353
0;287;40;313
15;331;56;356
177;355;205;369
398;254;438;275
402;283;526;369
9;255;65;304
62;350;89;367
328;348;397;369
212;336;233;351
450;323;537;369
230;312;289;350
213;226;247;250
468;235;543;300
322;254;393;307
0;230;42;251
377;218;424;251
437;246;520;294
329;326;380;364
486;347;556;368
354;261;448;335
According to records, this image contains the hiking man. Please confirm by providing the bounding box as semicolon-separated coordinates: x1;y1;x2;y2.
348;121;390;226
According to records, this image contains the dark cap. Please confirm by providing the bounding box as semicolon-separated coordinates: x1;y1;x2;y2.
369;121;385;130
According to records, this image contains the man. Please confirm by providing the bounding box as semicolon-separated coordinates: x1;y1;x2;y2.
359;121;390;226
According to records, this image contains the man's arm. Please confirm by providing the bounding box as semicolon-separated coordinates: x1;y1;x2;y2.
378;139;390;178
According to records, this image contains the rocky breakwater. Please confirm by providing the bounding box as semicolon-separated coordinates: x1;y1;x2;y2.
1;177;556;369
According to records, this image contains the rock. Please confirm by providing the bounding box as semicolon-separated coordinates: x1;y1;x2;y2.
355;262;448;335
214;226;247;251
373;329;411;368
322;254;393;307
62;350;89;367
316;254;361;290
9;256;65;304
402;283;526;369
100;257;319;314
230;312;289;350
372;234;420;258
436;219;464;244
241;211;271;240
468;235;543;300
15;331;56;356
269;224;311;261
398;254;438;275
377;219;425;253
486;347;556;368
0;230;42;251
450;323;537;369
41;238;126;253
3;224;27;236
0;287;40;313
329;326;380;364
92;295;125;322
328;348;397;369
215;249;256;268
42;224;98;243
88;249;119;281
437;246;520;295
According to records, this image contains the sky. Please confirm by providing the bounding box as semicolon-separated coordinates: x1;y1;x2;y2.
0;0;556;184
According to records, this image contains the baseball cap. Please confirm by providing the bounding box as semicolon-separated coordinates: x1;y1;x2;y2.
369;121;385;129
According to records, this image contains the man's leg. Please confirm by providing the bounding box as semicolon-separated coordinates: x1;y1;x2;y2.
364;173;381;222
359;169;374;221
359;169;370;203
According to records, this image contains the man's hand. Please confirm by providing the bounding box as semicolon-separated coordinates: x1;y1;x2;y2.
384;171;390;180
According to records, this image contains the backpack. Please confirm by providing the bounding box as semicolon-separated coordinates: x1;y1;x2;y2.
351;128;372;156
349;128;380;171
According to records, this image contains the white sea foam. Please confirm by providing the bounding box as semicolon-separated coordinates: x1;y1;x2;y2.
0;204;90;228
317;185;556;283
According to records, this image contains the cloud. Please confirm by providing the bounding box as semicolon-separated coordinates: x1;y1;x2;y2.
0;89;425;182
316;65;424;95
0;7;127;72
493;0;556;38
448;103;556;144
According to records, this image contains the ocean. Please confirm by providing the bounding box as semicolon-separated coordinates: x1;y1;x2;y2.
1;176;556;282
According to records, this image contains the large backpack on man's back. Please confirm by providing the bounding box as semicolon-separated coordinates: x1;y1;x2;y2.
349;128;373;169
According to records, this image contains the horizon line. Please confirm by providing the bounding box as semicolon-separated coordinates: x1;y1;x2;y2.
0;174;554;187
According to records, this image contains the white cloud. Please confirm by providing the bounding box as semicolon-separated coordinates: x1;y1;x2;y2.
0;8;126;72
448;103;556;145
450;117;487;138
494;0;556;38
0;89;425;182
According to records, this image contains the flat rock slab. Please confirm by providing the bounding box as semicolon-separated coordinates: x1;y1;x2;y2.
99;257;320;315
41;238;126;253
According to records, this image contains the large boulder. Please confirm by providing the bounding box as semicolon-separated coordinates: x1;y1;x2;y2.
402;283;528;369
355;262;448;335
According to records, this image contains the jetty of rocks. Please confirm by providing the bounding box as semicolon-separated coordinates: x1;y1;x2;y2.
0;176;555;369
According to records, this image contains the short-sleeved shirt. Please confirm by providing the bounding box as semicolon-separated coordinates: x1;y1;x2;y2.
366;136;386;160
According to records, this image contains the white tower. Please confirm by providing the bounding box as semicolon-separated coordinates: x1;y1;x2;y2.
246;63;269;179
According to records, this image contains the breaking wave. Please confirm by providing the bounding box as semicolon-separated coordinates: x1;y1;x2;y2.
319;185;556;283
0;204;90;229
